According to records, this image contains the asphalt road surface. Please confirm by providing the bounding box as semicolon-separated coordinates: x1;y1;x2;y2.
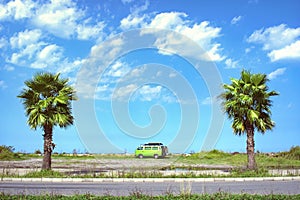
1;180;300;196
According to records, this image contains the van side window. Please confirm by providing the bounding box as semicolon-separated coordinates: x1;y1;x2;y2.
145;147;151;150
137;147;143;150
152;147;158;150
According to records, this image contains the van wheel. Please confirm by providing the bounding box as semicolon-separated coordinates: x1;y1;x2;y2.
138;154;143;159
154;154;158;159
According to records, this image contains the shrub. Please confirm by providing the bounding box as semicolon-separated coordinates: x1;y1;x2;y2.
34;149;42;154
195;149;231;160
0;145;20;160
279;146;300;160
286;146;300;160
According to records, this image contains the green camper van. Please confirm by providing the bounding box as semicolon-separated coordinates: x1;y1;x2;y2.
135;142;168;159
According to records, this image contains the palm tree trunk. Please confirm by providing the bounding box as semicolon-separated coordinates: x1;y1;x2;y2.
42;124;53;170
246;124;256;170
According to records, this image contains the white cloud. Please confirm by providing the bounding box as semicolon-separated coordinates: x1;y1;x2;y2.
128;66;147;78
267;68;286;80
120;0;149;30
90;37;124;60
225;58;239;68
32;0;83;39
113;84;138;100
138;85;162;101
201;96;219;105
148;12;187;30
57;58;85;74
96;84;109;93
121;0;135;4
38;44;60;60
169;72;177;78
94;84;111;100
0;37;8;49
0;80;7;89
3;65;14;71
130;84;176;103
268;40;300;61
94;60;137;100
130;0;149;15
247;24;300;50
78;10;224;102
76;21;106;40
30;44;63;69
201;97;211;105
7;29;81;73
120;12;224;61
248;0;259;4
0;0;35;20
1;0;105;40
120;14;147;30
247;24;300;62
95;62;179;102
153;14;224;61
106;61;130;77
10;29;42;49
177;20;221;49
76;37;126;99
231;16;242;25
245;46;254;53
9;41;44;66
206;43;224;61
8;29;46;67
8;30;46;66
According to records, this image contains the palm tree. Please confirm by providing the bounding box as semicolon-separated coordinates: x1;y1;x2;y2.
220;70;278;169
18;72;77;170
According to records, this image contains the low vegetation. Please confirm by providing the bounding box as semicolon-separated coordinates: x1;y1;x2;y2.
21;170;65;178
0;192;299;200
0;146;20;160
176;148;300;168
278;146;300;160
1;145;299;178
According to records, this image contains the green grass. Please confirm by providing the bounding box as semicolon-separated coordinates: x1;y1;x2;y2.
0;193;299;200
0;145;21;160
2;147;299;169
0;167;295;179
255;154;300;169
22;170;66;178
175;149;300;168
278;146;300;160
174;149;247;166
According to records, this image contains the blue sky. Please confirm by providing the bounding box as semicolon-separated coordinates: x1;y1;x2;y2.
0;0;299;154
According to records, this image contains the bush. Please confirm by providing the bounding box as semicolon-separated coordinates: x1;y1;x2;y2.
286;146;300;160
0;145;20;160
191;149;231;160
279;146;300;160
34;149;42;154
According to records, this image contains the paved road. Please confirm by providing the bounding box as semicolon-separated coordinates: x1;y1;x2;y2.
1;180;300;196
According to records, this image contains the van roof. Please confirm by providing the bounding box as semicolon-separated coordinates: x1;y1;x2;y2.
143;142;164;146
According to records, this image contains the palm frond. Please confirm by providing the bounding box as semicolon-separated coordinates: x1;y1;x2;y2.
17;72;77;130
220;70;278;136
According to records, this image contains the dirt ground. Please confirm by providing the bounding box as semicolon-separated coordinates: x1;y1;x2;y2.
1;157;299;176
0;157;232;176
